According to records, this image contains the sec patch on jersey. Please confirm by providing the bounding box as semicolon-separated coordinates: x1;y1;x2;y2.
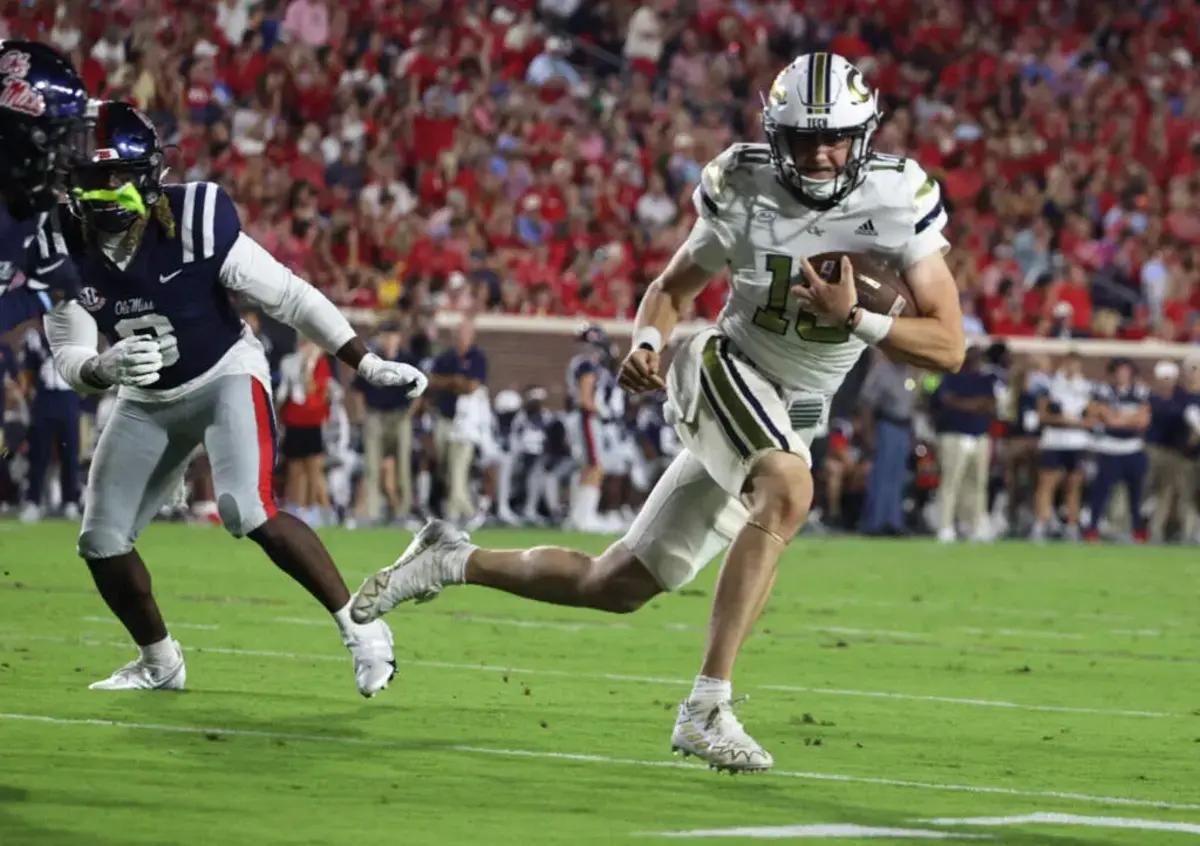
805;251;916;318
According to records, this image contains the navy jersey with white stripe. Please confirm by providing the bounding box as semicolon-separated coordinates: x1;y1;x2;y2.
566;352;617;419
1091;382;1149;452
0;204;81;332
41;182;243;390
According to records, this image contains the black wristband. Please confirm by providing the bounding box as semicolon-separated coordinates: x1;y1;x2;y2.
637;342;656;352
844;304;862;330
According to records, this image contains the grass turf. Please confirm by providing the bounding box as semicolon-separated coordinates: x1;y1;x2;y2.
0;521;1198;845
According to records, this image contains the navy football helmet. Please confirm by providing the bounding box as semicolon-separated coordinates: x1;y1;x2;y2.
69;100;164;233
577;322;616;363
0;40;90;219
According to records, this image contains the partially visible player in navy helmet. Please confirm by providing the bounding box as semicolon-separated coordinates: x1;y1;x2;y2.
0;40;89;332
0;39;90;219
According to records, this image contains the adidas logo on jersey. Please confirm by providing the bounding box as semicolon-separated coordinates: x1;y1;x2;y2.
855;219;878;236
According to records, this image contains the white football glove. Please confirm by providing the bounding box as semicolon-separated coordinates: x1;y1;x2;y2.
91;336;165;387
356;352;427;397
155;331;180;367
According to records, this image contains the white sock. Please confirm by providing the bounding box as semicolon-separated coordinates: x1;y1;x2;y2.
140;636;177;666
544;472;561;513
443;542;476;584
415;471;431;510
571;484;600;526
333;599;358;638
687;674;732;709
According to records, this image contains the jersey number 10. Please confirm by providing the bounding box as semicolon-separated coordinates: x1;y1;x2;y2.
752;253;849;343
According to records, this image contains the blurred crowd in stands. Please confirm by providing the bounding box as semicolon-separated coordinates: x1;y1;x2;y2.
4;0;1200;338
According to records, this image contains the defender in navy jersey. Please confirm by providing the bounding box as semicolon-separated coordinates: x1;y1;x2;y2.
41;101;428;695
19;327;81;522
511;386;553;524
0;41;89;332
1084;358;1150;542
564;324;619;532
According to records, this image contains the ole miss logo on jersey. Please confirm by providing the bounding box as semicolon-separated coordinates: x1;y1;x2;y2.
78;286;106;312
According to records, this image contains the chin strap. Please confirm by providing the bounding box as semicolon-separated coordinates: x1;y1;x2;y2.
72;181;148;218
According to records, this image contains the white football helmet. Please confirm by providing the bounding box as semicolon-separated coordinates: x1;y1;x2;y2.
761;52;880;209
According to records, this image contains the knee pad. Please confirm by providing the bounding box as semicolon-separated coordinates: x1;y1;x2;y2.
77;527;133;560
217;493;268;538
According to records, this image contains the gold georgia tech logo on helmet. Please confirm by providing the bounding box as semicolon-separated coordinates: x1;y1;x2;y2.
846;68;872;105
769;71;788;105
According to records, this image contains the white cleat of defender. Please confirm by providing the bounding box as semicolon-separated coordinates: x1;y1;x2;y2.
89;639;187;691
350;520;470;624
343;618;396;698
671;697;774;773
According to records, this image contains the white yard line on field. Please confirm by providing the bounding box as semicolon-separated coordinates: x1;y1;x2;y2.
920;813;1200;835
644;823;989;839
2;712;1198;813
755;684;1170;718
272;614;632;633
2;632;1180;719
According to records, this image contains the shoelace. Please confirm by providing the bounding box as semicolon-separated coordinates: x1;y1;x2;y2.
703;695;751;733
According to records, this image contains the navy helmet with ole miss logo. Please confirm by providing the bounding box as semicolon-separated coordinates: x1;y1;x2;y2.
0;40;90;219
69;100;165;234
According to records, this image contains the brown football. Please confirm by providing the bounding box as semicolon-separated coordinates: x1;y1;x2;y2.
805;252;917;318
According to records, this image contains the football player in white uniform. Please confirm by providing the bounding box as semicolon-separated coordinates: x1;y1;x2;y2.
350;54;965;771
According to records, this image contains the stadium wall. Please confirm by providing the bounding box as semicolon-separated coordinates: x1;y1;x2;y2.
341;310;1200;401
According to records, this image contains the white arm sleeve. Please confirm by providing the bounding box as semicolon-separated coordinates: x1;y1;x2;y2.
220;232;356;354
43;299;103;394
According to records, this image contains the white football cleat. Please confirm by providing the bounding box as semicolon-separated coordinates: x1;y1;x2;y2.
671;697;774;773
89;640;186;691
350;519;470;624
18;502;41;524
343;618;395;698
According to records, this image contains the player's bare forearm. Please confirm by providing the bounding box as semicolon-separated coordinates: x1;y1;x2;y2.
335;336;368;370
620;246;713;394
879;316;964;372
633;246;714;344
881;252;965;373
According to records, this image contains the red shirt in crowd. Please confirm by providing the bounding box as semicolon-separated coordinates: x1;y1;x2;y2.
281;355;331;429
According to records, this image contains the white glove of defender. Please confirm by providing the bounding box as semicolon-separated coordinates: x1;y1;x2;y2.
357;352;427;397
92;336;164;387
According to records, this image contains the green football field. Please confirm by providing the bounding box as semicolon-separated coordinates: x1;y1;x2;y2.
1;522;1198;845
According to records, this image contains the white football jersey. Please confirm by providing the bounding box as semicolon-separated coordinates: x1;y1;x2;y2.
686;142;949;396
